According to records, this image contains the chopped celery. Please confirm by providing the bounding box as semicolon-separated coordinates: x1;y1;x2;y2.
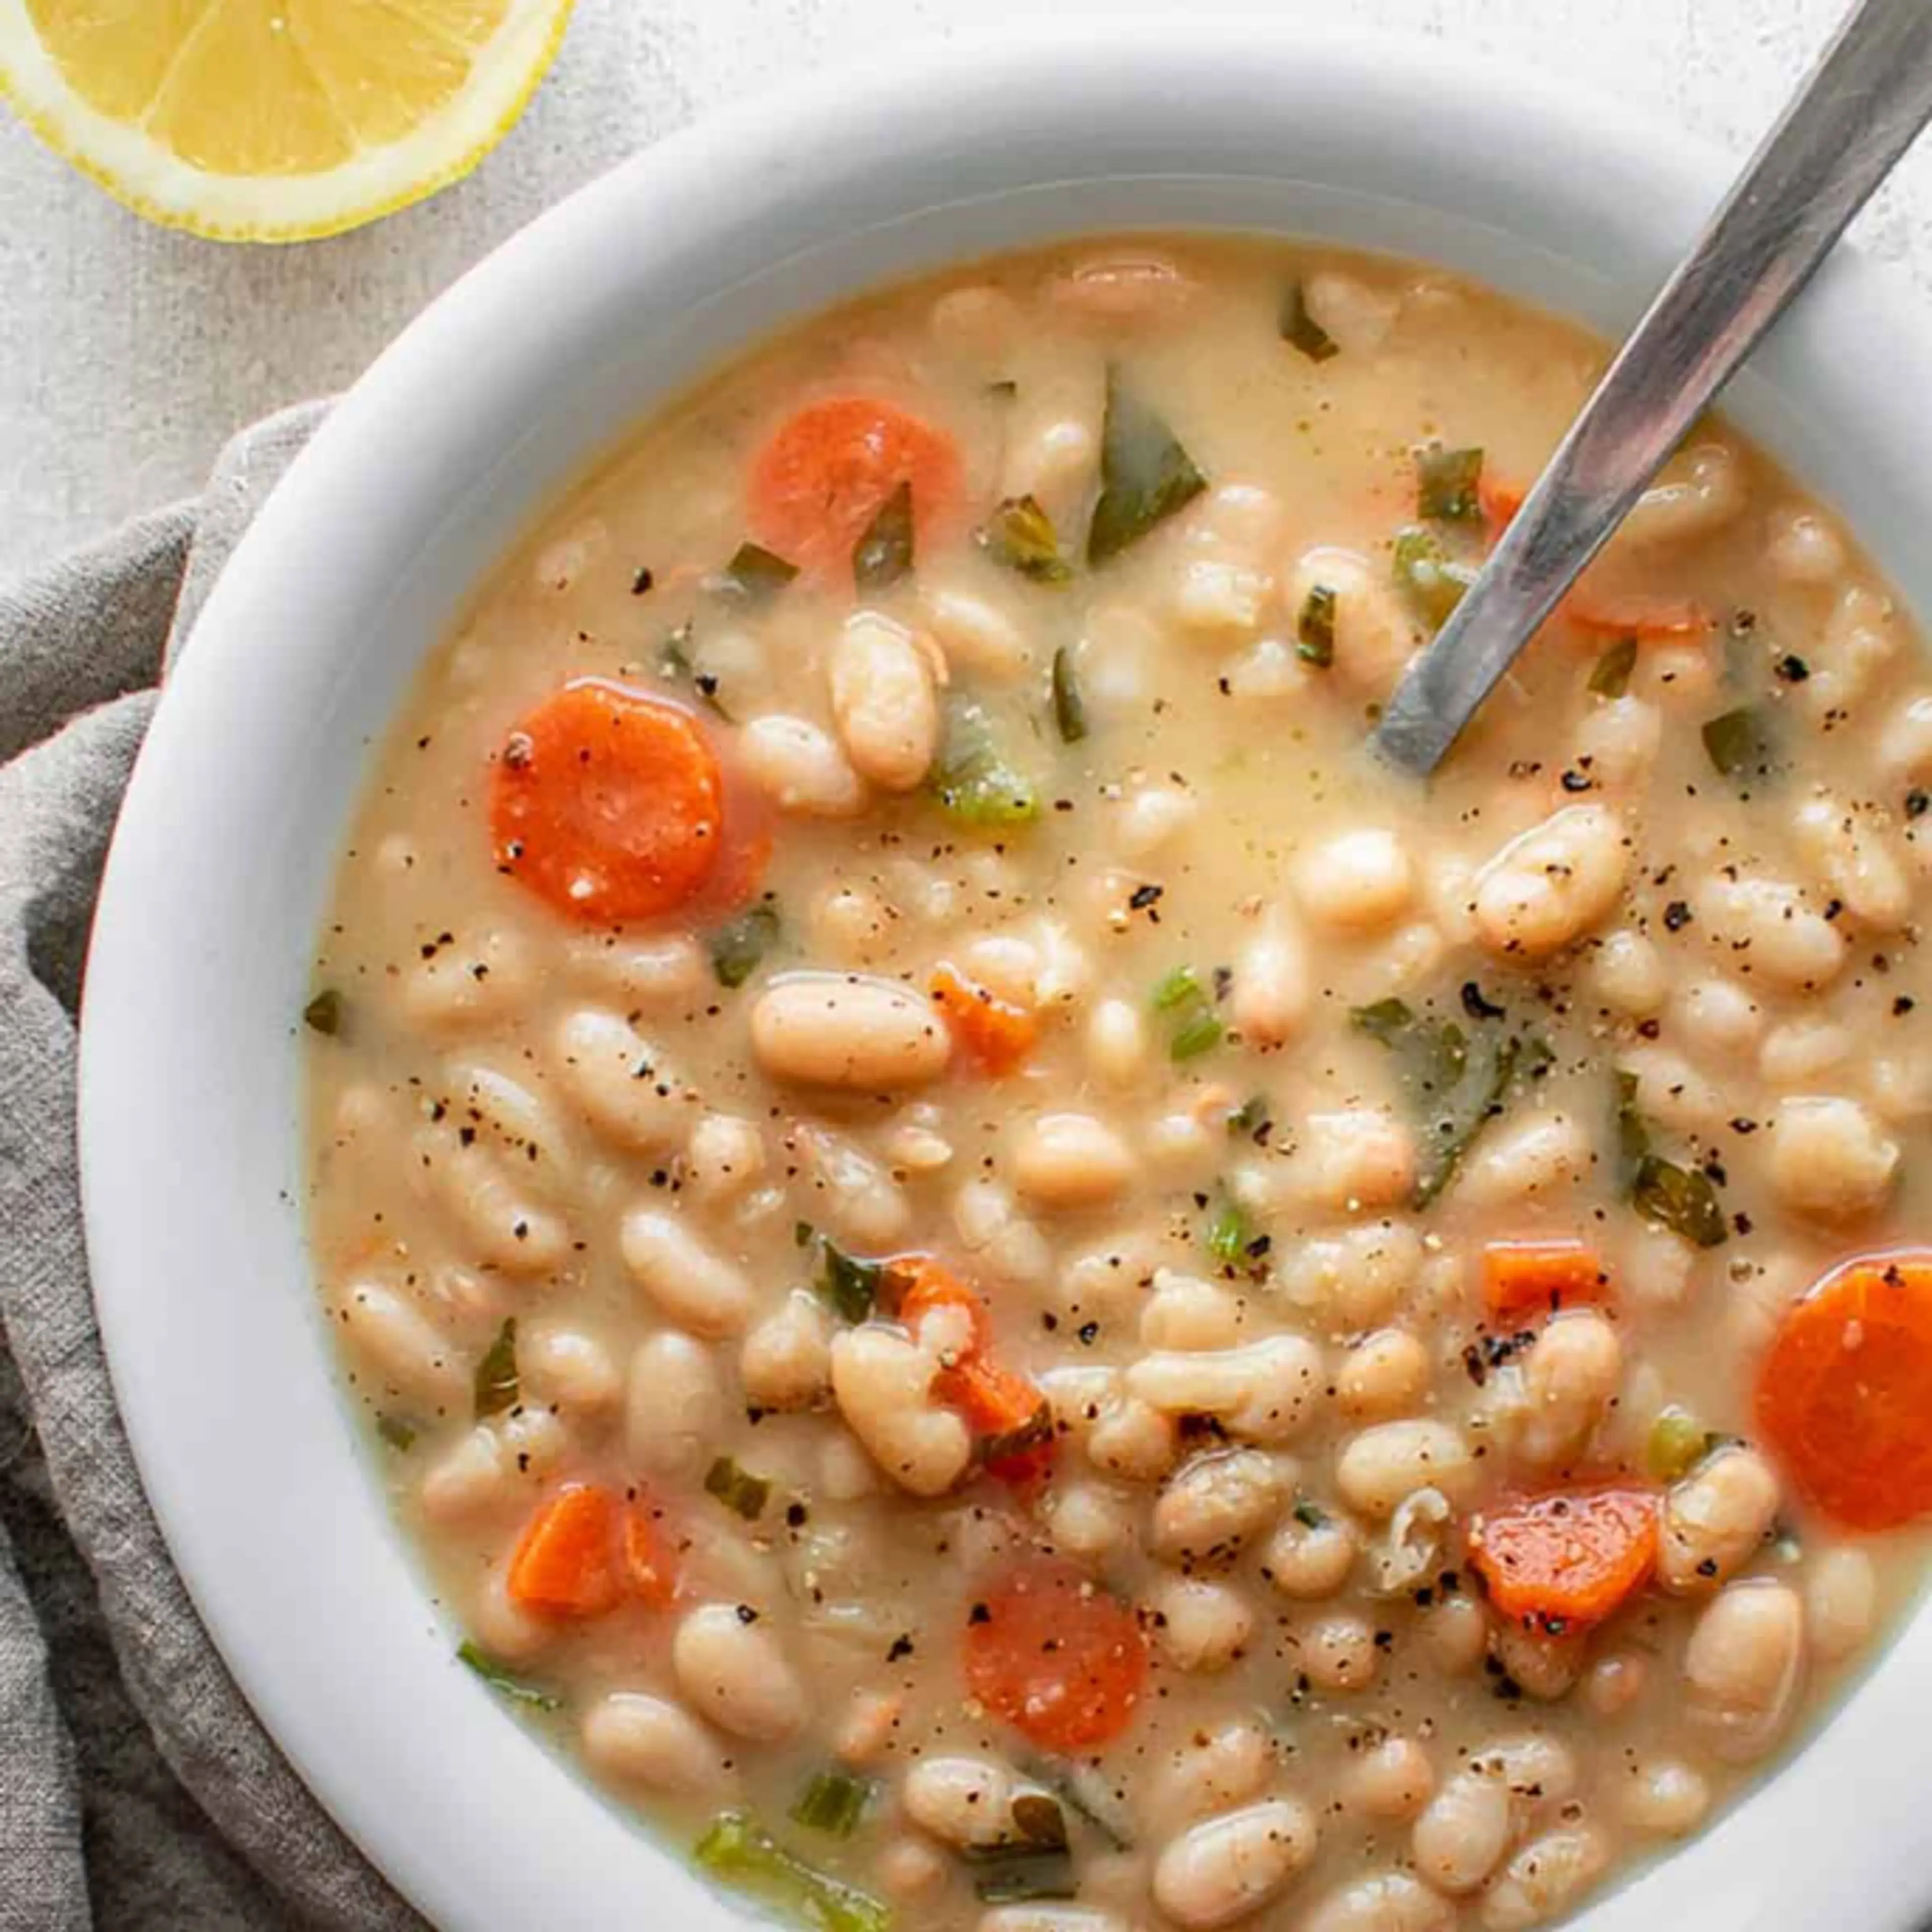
1415;444;1485;524
472;1318;518;1420
709;541;798;605
302;988;344;1036
1279;280;1339;363
694;1810;891;1932
1702;706;1781;787
1392;526;1477;632
457;1641;562;1712
930;701;1040;827
979;495;1074;584
1205;1196;1253;1266
705;1455;771;1522
1646;1406;1707;1482
1296;584;1337;667
1051;647;1088;743
1087;370;1208;565
1588;636;1638;699
709;900;781;989
853;481;915;590
790;1770;876;1839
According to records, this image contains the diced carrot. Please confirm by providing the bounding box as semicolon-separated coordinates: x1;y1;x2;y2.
963;1558;1147;1751
1469;1487;1659;1627
1480;475;1525;538
1564;595;1714;640
930;962;1039;1076
1482;1240;1610;1323
891;1254;992;1356
942;1354;1044;1438
507;1484;623;1618
491;679;729;924
748;397;963;580
623;1500;680;1608
1757;1249;1932;1531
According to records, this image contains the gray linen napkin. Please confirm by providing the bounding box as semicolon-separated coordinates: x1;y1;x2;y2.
0;406;423;1931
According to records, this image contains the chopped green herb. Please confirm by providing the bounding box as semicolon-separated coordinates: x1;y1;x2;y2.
1351;999;1549;1206
963;1843;1078;1905
1615;1070;1651;1190
709;541;798;605
473;1318;518;1420
1205;1195;1253;1266
1050;647;1088;743
1087;370;1208;566
1227;1093;1271;1139
1392;526;1477;632
302;988;344;1037
793;1219;815;1249
1632;1154;1729;1248
1646;1406;1707;1482
457;1640;562;1711
1702;706;1781;787
375;1413;417;1452
1170;1010;1224;1061
694;1810;889;1932
815;1237;884;1324
1293;1498;1328;1529
1151;964;1224;1062
1010;1794;1071;1851
1589;636;1639;699
979;495;1075;584
930;700;1041;827
1415;444;1485;524
987;378;1019;400
790;1770;876;1839
853;480;915;590
709;900;782;989
705;1455;771;1521
1152;965;1206;1012
1279;279;1338;363
1296;584;1337;667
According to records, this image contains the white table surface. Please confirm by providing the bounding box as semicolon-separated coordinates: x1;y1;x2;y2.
4;0;1930;580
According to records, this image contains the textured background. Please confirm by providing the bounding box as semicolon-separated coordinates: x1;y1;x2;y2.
5;0;1932;578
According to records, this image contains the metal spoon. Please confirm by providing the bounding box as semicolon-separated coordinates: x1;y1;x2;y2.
1375;0;1932;777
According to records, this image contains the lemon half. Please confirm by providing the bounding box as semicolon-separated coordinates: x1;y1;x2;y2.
0;0;574;243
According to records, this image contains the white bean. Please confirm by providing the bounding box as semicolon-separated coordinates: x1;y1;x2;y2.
424;1133;570;1275
683;1112;766;1208
620;1208;753;1335
1150;1576;1255;1671
1042;1482;1137;1561
829;611;941;790
1140;1271;1243;1351
581;1692;736;1797
1791;790;1911;930
398;928;537;1034
1658;1446;1781;1594
1587;929;1667;1017
625;1331;725;1476
1230;905;1310;1048
1615;441;1742;546
1294;830;1414;933
1085;1394;1179;1482
1336;1329;1430;1420
739;714;870;817
1620;1759;1710;1837
1262;1509;1357;1599
1765;506;1845;583
1293;1611;1379;1691
1344;1737;1435;1821
1152;1798;1317;1929
830;1325;973;1497
1807;1546;1878;1660
1337;1422;1476;1519
1472;806;1630;958
1693;873;1845;991
1480;1824;1611;1930
1766;1095;1899;1221
520;1326;620;1418
739;1291;832;1412
1489;1619;1585;1703
1172;558;1272;638
921;584;1033;681
902;1756;1016;1848
1301;1873;1455;1932
1085;997;1151;1085
1129;1335;1324;1445
551;1008;691;1155
1146;1720;1275;1829
336;1280;464;1407
418;1425;511;1522
1011;1112;1137;1210
1879;691;1932;782
751;974;952;1090
1453;1111;1593;1212
1419;1595;1488;1676
1150;1450;1290;1563
671;1603;807;1742
1411;1768;1512;1895
1514;1310;1622;1468
1290;1109;1416;1212
1684;1580;1805;1763
1279;1223;1422;1329
1572;694;1661;791
565;931;707;1008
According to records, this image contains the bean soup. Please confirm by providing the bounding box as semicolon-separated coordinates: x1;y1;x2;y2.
304;238;1932;1932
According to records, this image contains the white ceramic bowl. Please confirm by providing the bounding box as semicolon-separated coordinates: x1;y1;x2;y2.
79;24;1932;1932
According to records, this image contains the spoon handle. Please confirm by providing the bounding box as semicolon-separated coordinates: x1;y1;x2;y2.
1375;0;1932;777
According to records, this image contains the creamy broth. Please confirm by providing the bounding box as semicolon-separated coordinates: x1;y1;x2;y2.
305;239;1932;1932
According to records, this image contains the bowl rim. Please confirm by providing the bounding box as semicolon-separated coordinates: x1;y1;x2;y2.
77;21;1932;1931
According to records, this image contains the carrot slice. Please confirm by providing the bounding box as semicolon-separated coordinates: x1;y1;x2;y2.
623;1498;681;1608
1482;1240;1610;1323
1565;595;1714;640
1757;1249;1932;1531
1480;475;1525;538
964;1558;1146;1751
891;1254;992;1355
942;1354;1044;1438
507;1484;623;1618
748;397;963;580
1470;1487;1659;1628
930;962;1039;1076
492;679;727;924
